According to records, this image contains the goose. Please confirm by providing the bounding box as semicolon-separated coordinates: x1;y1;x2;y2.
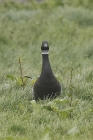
33;41;61;101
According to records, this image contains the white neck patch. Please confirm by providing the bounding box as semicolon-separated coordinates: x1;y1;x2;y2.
42;50;49;54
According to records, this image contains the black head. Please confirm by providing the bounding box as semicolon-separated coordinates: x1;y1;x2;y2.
41;41;49;52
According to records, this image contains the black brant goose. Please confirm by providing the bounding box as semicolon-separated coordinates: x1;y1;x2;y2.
33;41;61;101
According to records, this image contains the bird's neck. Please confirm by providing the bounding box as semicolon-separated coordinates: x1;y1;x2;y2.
38;54;57;85
42;54;49;64
40;54;55;79
41;54;52;72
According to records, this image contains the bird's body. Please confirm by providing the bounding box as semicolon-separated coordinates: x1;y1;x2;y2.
33;41;61;101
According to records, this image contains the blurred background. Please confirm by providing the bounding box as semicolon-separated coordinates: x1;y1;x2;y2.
0;1;93;140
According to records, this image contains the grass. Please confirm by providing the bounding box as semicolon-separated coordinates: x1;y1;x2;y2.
0;0;93;140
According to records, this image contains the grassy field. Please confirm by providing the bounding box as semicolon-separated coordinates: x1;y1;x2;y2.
0;0;93;140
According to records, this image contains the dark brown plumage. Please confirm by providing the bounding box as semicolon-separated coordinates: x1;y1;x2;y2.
33;41;61;101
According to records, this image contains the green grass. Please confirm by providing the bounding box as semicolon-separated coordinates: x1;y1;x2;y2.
0;0;93;140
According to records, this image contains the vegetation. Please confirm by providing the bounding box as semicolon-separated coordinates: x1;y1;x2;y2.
0;0;93;140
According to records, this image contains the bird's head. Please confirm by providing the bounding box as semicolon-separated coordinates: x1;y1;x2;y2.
41;41;49;54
